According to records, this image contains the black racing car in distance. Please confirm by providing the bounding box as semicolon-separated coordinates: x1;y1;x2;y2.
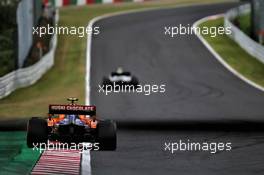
102;67;139;89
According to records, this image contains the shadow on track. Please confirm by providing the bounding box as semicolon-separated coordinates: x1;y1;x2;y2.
2;118;264;132
118;120;264;132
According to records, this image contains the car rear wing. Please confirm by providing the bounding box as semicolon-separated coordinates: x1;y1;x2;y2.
49;105;96;115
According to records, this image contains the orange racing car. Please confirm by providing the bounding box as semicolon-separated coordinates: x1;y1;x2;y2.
26;98;116;150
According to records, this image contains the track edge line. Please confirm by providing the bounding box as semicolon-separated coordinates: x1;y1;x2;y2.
193;14;264;93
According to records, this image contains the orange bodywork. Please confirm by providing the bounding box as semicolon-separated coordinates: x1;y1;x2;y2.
47;114;97;128
79;115;98;128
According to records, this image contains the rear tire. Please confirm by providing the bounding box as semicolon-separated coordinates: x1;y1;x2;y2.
102;77;112;85
131;76;139;88
97;120;116;150
102;77;112;90
27;117;48;148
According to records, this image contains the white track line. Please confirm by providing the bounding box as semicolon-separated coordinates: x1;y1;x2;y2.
82;13;95;175
193;14;264;92
81;150;92;175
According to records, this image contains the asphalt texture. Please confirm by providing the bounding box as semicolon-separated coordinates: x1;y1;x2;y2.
90;2;264;175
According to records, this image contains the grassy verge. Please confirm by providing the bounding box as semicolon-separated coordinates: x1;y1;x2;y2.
199;17;264;88
0;0;233;119
236;12;251;36
0;132;41;175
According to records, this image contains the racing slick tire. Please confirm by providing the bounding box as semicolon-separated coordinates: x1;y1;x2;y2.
131;76;139;88
102;77;112;86
97;120;117;150
102;77;113;90
27;117;48;148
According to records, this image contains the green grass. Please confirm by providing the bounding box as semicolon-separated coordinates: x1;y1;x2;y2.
0;50;15;77
0;0;233;119
236;12;251;36
199;17;264;88
0;132;41;175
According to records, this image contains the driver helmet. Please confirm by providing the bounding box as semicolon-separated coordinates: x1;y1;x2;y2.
116;67;123;74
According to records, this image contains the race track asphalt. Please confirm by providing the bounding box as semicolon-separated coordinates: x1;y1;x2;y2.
90;2;264;175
